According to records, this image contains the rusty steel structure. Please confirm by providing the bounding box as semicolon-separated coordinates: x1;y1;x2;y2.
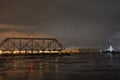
0;37;65;54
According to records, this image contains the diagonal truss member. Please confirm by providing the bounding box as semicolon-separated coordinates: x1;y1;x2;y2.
0;37;65;54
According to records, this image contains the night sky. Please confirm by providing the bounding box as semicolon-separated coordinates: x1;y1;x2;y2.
0;0;120;48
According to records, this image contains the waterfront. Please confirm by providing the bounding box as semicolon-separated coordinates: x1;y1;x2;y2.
0;54;120;80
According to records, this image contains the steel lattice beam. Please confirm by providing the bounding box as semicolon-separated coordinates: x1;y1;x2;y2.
0;37;65;54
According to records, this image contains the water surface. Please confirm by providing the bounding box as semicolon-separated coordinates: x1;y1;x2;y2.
0;54;120;80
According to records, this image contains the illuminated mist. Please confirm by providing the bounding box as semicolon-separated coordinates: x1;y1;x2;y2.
0;31;51;41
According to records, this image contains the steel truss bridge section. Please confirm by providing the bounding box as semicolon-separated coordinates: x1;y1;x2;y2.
0;37;65;54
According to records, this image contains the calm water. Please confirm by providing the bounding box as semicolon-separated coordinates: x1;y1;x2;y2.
0;54;120;80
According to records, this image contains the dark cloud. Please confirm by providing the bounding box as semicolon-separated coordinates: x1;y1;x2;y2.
0;0;120;48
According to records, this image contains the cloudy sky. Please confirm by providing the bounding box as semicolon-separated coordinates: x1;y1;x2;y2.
0;0;120;48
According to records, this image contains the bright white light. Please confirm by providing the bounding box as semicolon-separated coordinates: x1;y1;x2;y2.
106;45;114;52
0;50;2;54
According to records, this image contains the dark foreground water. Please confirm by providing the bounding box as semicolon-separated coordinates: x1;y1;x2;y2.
1;54;120;80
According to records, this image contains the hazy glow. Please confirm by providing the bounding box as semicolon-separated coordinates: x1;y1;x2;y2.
0;31;52;42
0;51;2;54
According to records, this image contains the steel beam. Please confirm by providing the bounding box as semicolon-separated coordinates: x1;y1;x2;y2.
0;37;65;54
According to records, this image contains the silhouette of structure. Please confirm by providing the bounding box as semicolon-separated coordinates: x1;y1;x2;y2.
0;37;65;54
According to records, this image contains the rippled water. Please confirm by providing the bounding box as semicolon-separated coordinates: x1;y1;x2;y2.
0;54;120;80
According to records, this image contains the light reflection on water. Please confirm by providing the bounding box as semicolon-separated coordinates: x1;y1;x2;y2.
0;54;120;80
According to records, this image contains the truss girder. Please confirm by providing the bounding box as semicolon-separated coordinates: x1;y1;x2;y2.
0;37;65;53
